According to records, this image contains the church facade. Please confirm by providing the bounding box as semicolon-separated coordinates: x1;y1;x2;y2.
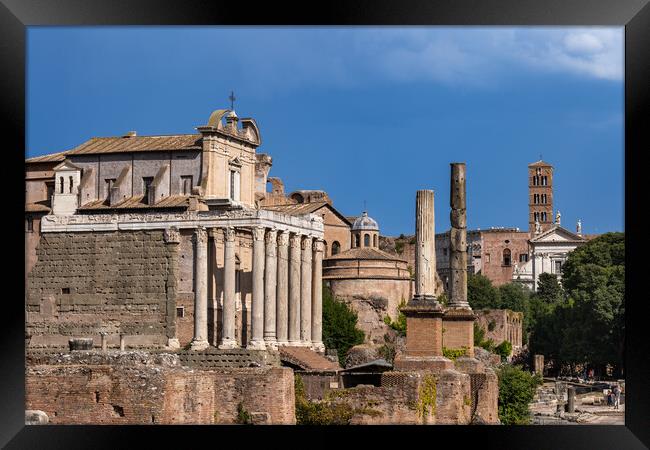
26;108;326;351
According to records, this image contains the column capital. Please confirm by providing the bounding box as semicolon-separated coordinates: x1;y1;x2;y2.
289;233;302;249
208;227;220;238
312;238;325;253
301;235;313;251
193;227;208;244
265;228;278;244
277;230;290;246
252;226;266;241
164;227;180;244
224;227;236;242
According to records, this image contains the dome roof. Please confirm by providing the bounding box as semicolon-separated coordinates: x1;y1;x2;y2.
352;211;379;231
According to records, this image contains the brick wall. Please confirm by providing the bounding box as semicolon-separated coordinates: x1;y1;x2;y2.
25;351;295;424
26;230;176;348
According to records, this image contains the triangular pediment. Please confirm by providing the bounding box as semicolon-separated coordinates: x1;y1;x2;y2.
229;156;243;168
531;225;585;243
53;159;82;172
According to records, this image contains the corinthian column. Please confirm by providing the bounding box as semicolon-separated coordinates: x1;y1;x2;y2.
449;162;470;308
264;229;278;348
300;236;313;346
311;238;325;352
414;190;438;303
190;227;209;350
248;227;266;350
288;233;302;345
219;227;237;349
276;231;290;346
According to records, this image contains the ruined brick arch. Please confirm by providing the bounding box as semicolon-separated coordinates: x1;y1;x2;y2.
290;192;304;204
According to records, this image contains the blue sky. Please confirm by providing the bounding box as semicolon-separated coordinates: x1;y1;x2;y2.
26;27;624;236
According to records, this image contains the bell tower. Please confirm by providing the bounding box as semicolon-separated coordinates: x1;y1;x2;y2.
528;160;553;235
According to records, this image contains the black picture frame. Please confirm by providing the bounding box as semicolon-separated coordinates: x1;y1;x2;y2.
2;0;648;448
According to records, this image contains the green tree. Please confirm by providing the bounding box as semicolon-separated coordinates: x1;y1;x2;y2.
322;286;365;366
467;273;500;309
561;232;625;377
497;364;542;425
494;341;513;360
534;273;565;304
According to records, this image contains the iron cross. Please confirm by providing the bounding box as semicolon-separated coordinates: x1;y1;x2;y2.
229;91;236;110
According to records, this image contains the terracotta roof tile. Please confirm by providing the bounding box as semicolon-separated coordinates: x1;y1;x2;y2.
78;195;190;210
279;347;340;372
26;150;71;163
68;134;202;155
261;202;329;216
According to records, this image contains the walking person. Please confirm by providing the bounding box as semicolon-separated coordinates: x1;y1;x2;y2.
613;384;621;410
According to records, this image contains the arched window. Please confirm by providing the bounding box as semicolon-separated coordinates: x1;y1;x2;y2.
332;241;340;255
364;234;370;247
373;235;377;247
69;176;74;193
354;234;360;248
503;248;511;266
59;176;64;194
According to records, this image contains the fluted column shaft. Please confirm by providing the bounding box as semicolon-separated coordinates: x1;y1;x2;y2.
414;190;436;301
248;227;266;350
264;229;278;347
219;227;237;349
300;236;313;345
276;231;290;345
449;163;470;308
191;227;209;350
288;233;302;345
311;239;325;352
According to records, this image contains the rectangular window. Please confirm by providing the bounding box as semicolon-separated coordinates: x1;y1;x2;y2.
45;182;54;203
142;177;154;204
176;307;185;318
486;253;491;263
181;176;193;195
105;178;116;199
555;261;563;273
519;254;528;263
230;170;236;200
61;287;70;294
26;217;34;233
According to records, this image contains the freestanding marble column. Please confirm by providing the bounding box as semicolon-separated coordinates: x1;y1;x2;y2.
414;190;437;302
394;190;451;372
311;238;325;352
264;229;278;348
443;162;477;358
276;231;290;346
191;227;209;350
300;236;313;346
219;227;238;349
449;163;470;308
248;227;266;350
288;233;302;345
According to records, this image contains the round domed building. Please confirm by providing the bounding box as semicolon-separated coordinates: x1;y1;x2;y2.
323;211;413;344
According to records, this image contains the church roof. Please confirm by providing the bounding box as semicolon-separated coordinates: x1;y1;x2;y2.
261;202;352;226
352;211;379;231
530;225;586;243
325;246;406;262
78;195;190;210
26;150;72;163
66;134;203;155
528;160;553;167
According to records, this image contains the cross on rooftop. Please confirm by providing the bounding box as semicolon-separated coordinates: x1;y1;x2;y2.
229;91;236;111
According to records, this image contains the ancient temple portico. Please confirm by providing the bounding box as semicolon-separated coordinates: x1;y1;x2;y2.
39;208;325;351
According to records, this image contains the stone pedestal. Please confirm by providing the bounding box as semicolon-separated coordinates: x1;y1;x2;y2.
442;307;476;357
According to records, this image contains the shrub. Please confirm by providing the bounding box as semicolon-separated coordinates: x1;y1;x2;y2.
494;341;513;360
497;365;542;425
235;402;252;424
443;347;469;361
322;286;365;366
383;299;407;337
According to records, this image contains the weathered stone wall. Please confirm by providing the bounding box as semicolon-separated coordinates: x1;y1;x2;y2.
26;230;175;348
475;309;523;350
326;278;411;344
320;207;352;257
25;351;295;424
480;230;530;286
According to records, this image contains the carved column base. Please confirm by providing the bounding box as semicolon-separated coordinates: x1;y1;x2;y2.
311;342;325;353
276;340;290;347
247;339;267;351
218;338;238;350
166;338;180;350
190;339;209;351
